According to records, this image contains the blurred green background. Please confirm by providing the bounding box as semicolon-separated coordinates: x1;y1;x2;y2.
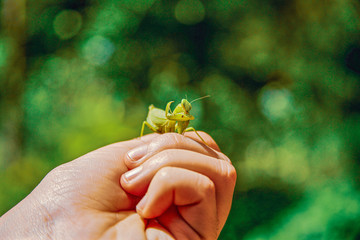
1;0;360;239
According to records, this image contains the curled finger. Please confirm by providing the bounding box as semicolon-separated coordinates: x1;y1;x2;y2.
121;149;236;230
136;167;218;240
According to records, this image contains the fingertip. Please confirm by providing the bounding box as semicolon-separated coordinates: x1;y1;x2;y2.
136;196;147;217
120;174;129;190
136;194;158;219
120;166;149;197
124;144;148;169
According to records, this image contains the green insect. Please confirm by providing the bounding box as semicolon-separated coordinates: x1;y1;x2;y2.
140;96;210;144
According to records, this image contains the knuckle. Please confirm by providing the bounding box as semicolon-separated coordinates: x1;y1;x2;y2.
219;152;231;162
157;166;173;179
228;164;237;185
199;176;216;198
150;133;185;150
165;132;185;146
154;167;175;185
218;161;237;186
47;164;66;179
156;149;176;162
145;148;178;170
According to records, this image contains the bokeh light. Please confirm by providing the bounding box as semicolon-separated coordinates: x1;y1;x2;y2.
81;35;115;65
260;88;294;121
53;10;82;40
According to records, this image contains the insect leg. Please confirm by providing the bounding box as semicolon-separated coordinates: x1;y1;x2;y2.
141;121;158;136
184;127;208;146
165;101;174;118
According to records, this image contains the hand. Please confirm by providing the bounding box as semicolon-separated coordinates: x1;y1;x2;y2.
0;134;157;239
121;133;237;239
0;132;236;240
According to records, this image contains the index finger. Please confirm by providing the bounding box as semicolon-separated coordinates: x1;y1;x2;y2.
124;133;229;169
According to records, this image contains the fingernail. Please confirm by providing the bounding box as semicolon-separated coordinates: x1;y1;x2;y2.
136;194;148;214
123;165;143;183
127;145;147;161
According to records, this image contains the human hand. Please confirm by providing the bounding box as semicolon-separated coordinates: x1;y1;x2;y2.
0;132;236;240
0;134;157;239
121;132;237;239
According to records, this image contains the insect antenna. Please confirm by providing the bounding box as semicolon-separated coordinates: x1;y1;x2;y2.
190;95;211;104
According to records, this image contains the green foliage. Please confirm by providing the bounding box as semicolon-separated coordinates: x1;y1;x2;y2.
1;0;360;238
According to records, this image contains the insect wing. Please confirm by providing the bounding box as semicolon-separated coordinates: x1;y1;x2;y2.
147;107;167;126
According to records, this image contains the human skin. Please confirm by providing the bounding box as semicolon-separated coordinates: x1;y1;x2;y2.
0;132;236;239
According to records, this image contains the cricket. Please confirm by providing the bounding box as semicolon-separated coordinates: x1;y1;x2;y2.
140;96;210;144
